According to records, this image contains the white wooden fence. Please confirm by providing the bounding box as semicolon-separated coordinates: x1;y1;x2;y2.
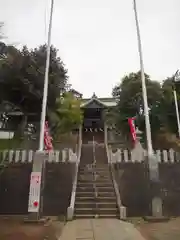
0;149;78;164
109;148;179;163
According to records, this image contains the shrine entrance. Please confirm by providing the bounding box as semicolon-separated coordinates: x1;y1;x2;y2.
81;94;106;144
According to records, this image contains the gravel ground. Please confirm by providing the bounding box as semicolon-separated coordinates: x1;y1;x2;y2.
136;217;180;240
0;218;64;240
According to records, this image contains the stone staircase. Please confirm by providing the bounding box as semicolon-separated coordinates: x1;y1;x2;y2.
74;144;119;218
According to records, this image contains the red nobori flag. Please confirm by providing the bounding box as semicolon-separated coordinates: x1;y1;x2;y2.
44;121;53;151
128;117;137;143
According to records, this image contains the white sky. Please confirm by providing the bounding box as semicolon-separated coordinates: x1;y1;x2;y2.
1;0;180;97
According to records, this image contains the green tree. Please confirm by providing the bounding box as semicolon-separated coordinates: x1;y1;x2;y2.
159;76;180;135
112;71;163;143
0;44;69;134
49;92;83;139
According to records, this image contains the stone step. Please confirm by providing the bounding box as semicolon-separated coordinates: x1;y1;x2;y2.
76;191;116;198
78;173;111;179
79;163;109;167
77;186;115;192
78;174;111;181
77;177;112;182
78;171;110;176
75;202;117;208
77;182;113;187
74;214;118;219
76;192;95;197
75;196;116;202
74;208;118;215
79;167;110;171
79;164;110;171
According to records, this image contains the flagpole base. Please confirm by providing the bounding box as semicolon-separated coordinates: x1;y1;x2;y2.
27;151;47;221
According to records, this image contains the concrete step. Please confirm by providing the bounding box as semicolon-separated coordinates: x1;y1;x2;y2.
74;214;118;219
75;196;116;202
79;166;110;170
76;191;116;197
76;192;95;197
79;163;109;166
77;177;112;182
78;174;111;180
78;171;110;176
79;166;110;171
74;208;118;215
77;186;115;192
77;182;113;187
75;202;117;208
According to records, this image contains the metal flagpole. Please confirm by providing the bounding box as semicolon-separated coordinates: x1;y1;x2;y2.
173;70;180;138
38;0;54;151
133;0;153;157
133;0;162;217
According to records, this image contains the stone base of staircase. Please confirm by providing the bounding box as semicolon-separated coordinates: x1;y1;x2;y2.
143;216;170;222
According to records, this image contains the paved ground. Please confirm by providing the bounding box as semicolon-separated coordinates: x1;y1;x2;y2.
59;219;146;240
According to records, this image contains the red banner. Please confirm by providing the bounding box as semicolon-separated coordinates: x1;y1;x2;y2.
128;118;137;143
44;121;53;151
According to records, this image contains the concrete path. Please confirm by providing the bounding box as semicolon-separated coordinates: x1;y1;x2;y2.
59;219;146;240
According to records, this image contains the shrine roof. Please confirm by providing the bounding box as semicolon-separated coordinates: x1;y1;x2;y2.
80;93;117;108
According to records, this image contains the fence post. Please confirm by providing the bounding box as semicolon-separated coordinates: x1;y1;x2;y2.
169;149;175;163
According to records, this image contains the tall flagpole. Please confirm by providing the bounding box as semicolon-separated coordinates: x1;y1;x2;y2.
173;88;180;137
38;0;54;151
133;0;153;157
174;70;180;138
133;0;162;218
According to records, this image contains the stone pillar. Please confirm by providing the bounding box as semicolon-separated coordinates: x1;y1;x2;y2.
27;151;47;221
135;127;163;218
148;154;163;218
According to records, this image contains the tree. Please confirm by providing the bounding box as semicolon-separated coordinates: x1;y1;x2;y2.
0;44;69;134
158;76;180;135
112;71;163;143
49;92;83;139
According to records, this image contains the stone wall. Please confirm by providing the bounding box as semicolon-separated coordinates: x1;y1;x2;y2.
0;163;32;215
0;150;77;216
42;162;75;216
114;162;150;217
159;163;180;216
114;162;180;217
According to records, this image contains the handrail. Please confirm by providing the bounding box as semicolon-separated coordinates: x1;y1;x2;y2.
104;123;123;219
67;126;82;220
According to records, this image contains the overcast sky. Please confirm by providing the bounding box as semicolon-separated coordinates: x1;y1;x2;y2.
1;0;180;97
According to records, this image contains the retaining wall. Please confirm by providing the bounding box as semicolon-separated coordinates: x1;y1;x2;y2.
112;149;180;217
0;149;77;216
